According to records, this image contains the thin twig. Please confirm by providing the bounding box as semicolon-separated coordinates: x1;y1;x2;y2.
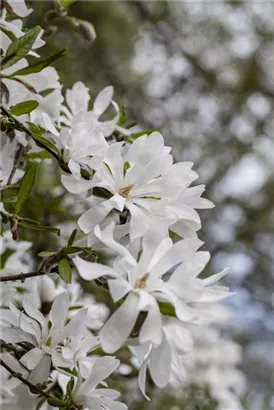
1;106;60;161
0;358;65;407
7;143;24;185
0;270;48;282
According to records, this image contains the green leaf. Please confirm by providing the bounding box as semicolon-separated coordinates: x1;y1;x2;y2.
58;258;72;283
127;128;161;141
18;220;60;236
1;188;18;204
24;150;52;161
117;105;127;126
27;122;59;153
10;100;39;116
158;301;176;317
0;249;16;268
38;251;57;258
123;161;131;176
14;162;37;214
11;48;68;77
2;26;41;69
57;0;78;9
65;246;93;255
68;228;77;246
0;26;17;42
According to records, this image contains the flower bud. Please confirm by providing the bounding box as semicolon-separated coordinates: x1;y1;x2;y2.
78;20;96;42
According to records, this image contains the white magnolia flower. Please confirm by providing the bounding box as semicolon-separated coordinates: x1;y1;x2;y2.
0;292;88;382
73;223;231;353
61;82;120;137
58;112;108;179
129;318;193;399
59;356;127;410
62;132;213;242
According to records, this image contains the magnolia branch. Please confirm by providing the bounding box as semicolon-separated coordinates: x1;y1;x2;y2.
0;358;65;407
0;246;63;283
1;106;60;161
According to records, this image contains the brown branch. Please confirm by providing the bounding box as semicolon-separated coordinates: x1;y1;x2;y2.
0;270;48;282
0;358;65;407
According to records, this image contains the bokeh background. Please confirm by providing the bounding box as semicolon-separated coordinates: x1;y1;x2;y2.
25;1;273;409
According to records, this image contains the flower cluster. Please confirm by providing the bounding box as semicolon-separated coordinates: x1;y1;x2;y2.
0;1;243;409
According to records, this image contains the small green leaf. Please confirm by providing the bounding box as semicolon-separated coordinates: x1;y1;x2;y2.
158;301;176;317
27;122;59;153
66;377;75;396
117;105;127;126
0;26;17;42
38;251;57;258
123;161;131;176
24;150;52;161
14;162;37;214
18;220;60;236
10;100;39;116
11;48;68;77
68;228;77;246
0;249;16;268
58;258;72;283
65;246;93;255
57;0;78;9
2;26;41;69
1;188;18;204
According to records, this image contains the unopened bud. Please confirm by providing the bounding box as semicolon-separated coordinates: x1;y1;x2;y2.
45;9;59;23
78;20;96;42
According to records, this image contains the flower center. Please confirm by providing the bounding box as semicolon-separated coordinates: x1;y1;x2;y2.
118;184;134;198
135;273;149;289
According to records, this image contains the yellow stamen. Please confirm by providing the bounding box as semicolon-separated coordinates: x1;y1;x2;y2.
135;273;150;289
118;184;134;198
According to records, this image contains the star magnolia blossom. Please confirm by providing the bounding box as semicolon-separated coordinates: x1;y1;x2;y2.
58;112;108;179
60;82;121;137
59;356;127;410
62;131;213;241
129;318;193;399
0;293;88;382
73;223;231;353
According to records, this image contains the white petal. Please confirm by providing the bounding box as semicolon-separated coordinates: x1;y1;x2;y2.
61;174;94;194
100;293;139;353
78;198;115;234
73;255;119;281
138;356;150;401
149;334;171;388
170;251;210;283
20;348;45;370
126;201;148;242
50;292;69;328
80;356;119;393
139;298;162;346
93;86;114;116
108;279;132;302
68;159;81;179
28;354;51;384
150;237;203;280
203;267;230;286
94;223;135;264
